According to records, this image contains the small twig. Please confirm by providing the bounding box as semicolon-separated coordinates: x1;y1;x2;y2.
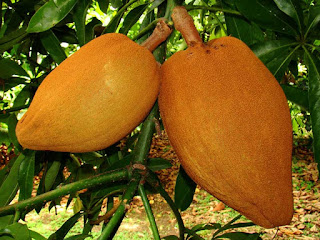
90;201;121;225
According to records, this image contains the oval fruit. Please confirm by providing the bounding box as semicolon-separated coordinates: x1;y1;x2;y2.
16;33;160;153
159;34;293;228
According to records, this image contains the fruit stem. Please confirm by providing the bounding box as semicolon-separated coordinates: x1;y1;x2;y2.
141;19;172;52
171;6;203;46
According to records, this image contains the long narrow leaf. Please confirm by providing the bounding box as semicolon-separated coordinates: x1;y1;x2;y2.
174;166;197;211
0;26;28;54
27;0;79;33
40;30;67;64
0;151;27;207
7;114;22;152
119;4;148;35
73;0;92;46
48;212;83;240
281;85;309;110
251;40;298;81
235;0;298;36
0;59;29;79
305;5;320;38
18;150;35;201
273;0;304;33
225;14;264;46
304;49;320;172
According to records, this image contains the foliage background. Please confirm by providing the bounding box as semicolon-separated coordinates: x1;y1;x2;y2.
0;0;319;239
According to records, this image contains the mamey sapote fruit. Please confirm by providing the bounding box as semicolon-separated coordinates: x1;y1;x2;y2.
159;7;293;228
16;29;168;153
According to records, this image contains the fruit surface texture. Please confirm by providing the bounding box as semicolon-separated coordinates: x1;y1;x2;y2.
159;36;293;228
16;33;160;153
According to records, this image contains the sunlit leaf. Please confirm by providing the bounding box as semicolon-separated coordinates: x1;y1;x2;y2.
27;0;79;33
119;4;148;35
0;223;31;240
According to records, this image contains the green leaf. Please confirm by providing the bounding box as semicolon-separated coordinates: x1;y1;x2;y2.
304;50;320;173
0;59;29;79
174;167;196;211
225;15;264;46
147;158;172;172
148;0;166;13
110;0;123;9
0;26;28;54
48;212;82;240
281;85;309;110
235;0;298;36
13;87;30;108
273;0;304;33
45;160;62;192
40;30;67;64
27;0;79;33
97;0;109;13
215;232;261;240
18;150;35;201
251;40;298;81
73;151;103;166
7;114;22;152
0;151;27;207
28;230;47;240
73;0;92;46
305;5;320;37
91;184;126;199
85;18;102;43
0;223;31;240
119;4;148;35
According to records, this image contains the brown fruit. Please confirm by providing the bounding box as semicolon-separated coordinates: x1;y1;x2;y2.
159;7;293;229
16;33;160;153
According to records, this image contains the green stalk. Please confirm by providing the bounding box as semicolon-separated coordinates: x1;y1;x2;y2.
147;173;185;240
132;19;160;41
0;168;128;217
138;184;160;240
132;102;159;164
185;5;241;16
98;177;140;240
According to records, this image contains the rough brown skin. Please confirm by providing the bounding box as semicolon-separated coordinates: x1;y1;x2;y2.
159;7;293;228
16;33;160;153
